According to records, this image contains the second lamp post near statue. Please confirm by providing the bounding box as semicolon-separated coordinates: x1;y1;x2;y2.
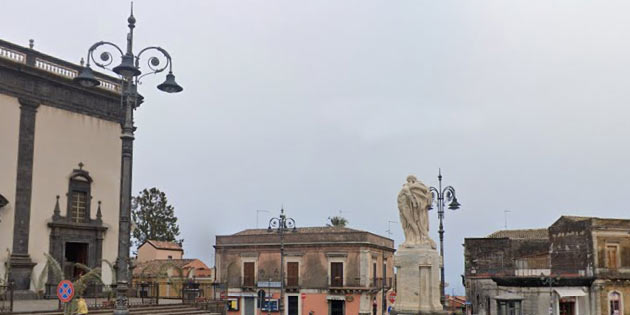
74;5;183;315
267;208;297;313
429;169;461;308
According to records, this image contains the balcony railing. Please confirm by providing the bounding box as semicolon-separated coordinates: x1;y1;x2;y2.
369;277;394;289
286;276;299;287
243;275;256;288
0;40;121;93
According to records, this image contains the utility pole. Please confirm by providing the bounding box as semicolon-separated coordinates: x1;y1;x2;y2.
386;221;397;238
256;210;270;228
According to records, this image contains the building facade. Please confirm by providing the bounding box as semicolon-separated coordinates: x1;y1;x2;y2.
133;240;214;299
0;39;122;292
464;216;630;315
137;240;185;262
215;226;395;315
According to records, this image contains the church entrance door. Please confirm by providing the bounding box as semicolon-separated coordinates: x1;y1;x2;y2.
64;242;89;280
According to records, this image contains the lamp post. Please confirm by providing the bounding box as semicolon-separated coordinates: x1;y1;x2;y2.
429;169;461;308
540;274;560;315
267;208;296;313
73;5;182;315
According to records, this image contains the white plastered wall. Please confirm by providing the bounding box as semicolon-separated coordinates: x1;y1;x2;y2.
29;104;121;287
0;94;20;280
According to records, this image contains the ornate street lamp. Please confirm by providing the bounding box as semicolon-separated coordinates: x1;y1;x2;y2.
429;169;461;308
540;274;560;315
74;5;182;315
267;208;297;312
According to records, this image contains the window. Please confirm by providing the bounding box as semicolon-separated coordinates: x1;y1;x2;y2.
70;191;88;223
607;245;619;269
168;255;173;259
383;261;388;287
66;165;92;223
373;262;377;286
331;262;343;287
287;262;299;287
497;300;521;315
610;291;621;315
227;297;239;311
243;262;255;287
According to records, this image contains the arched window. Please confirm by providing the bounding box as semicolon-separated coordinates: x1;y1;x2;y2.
609;291;622;315
67;164;92;223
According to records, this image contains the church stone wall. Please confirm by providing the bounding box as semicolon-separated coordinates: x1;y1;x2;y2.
29;104;121;286
0;94;21;279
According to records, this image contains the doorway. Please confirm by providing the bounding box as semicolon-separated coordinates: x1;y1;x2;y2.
330;300;345;315
559;299;575;315
288;296;299;315
243;297;255;315
64;242;88;280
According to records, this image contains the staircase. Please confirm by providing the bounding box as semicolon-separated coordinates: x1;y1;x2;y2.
8;304;220;315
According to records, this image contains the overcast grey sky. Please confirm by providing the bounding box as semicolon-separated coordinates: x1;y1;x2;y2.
4;0;630;295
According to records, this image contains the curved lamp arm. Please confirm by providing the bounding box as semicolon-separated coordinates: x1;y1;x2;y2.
135;46;172;81
429;186;440;210
443;186;457;201
86;41;125;70
443;186;460;210
268;217;282;231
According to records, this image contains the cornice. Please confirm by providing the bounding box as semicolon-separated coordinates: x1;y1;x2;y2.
0;58;122;123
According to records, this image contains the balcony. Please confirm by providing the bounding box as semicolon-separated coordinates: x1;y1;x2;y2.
369;277;394;290
286;276;299;288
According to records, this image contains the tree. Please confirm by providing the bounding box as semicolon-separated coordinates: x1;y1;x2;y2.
327;216;348;227
132;187;183;248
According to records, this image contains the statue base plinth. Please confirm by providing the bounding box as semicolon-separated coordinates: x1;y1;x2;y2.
392;244;444;314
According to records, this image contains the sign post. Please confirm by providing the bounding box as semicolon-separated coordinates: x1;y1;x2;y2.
57;280;75;313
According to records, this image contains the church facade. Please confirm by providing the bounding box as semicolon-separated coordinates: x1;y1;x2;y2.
0;38;123;292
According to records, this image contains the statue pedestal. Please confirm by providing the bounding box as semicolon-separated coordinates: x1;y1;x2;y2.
392;245;447;315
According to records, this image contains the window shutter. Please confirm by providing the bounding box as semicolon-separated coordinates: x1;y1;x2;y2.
331;262;343;287
244;262;255;286
287;262;299;286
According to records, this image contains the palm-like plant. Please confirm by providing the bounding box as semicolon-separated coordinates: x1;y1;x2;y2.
327;216;348;227
159;261;185;297
31;262;49;298
43;252;63;283
101;259;117;302
101;259;117;285
43;253;105;315
0;249;10;295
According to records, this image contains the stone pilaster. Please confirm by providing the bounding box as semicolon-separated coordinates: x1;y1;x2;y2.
9;98;39;290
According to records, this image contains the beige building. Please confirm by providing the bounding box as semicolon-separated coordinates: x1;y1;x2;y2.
133;240;214;299
215;226;395;315
0;39;123;293
137;240;184;262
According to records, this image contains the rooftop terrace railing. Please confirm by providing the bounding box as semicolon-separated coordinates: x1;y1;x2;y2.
0;40;121;93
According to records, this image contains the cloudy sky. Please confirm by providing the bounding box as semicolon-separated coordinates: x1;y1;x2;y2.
4;0;630;294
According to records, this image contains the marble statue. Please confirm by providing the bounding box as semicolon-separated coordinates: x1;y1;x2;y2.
397;175;436;248
392;175;445;315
